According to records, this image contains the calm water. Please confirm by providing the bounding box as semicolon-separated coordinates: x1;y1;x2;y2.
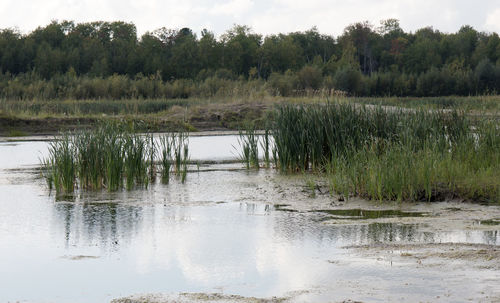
0;135;499;302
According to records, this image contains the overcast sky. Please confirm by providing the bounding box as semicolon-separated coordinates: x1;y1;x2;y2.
1;0;499;37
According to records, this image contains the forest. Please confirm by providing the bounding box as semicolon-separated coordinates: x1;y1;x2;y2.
0;19;499;99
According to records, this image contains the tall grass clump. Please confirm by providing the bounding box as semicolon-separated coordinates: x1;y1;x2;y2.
170;132;189;183
123;133;150;190
43;133;76;194
159;135;173;184
42;123;191;196
272;102;499;202
261;128;271;168
237;126;260;169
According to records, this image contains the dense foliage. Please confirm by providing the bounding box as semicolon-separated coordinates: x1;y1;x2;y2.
1;19;499;98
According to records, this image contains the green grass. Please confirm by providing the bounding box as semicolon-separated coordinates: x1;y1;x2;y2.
159;135;173;184
0;98;200;117
261;128;271;168
352;95;500;112
43;133;76;194
2;95;497;119
41;122;190;196
169;131;189;183
237;126;260;169
272;102;500;202
6;129;28;137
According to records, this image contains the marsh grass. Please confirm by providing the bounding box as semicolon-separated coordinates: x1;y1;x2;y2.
353;95;500;112
0;98;200;117
170;132;189;182
181;144;189;183
273;102;499;202
44;133;76;194
261;128;271;168
159;135;173;184
157;132;189;184
123;133;150;190
237;126;260;169
42;123;190;196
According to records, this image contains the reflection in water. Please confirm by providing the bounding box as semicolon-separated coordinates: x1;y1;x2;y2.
272;212;425;245
55;203;138;250
54;200;499;255
483;230;499;244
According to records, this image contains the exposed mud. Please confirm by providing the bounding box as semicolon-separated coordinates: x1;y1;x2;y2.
346;243;500;270
265;178;500;234
111;292;363;303
111;292;290;303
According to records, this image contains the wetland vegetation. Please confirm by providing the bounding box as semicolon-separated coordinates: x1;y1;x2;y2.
42;123;189;195
272;102;499;202
40;101;500;203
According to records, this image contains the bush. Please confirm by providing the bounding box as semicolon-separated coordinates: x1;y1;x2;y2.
297;65;323;90
266;70;298;96
333;66;362;95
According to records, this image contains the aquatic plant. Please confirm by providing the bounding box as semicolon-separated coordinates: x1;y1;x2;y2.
123;133;149;190
171;131;189;180
159;135;173;184
261;128;271;168
237;126;260;169
42;122;191;196
43;133;76;194
273;102;499;202
181;144;189;184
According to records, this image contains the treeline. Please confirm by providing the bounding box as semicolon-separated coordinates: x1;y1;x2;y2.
0;20;499;98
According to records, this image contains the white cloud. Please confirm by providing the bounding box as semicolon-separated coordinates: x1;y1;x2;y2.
485;8;500;33
209;0;254;17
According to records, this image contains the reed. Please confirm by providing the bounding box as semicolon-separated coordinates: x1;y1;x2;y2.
123;133;149;190
261;128;271;168
159;135;173;184
43;133;76;194
237;126;260;169
42;122;191;196
272;102;499;202
172;132;189;174
181;144;189;184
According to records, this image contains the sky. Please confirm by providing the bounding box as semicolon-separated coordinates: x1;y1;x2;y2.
1;0;500;37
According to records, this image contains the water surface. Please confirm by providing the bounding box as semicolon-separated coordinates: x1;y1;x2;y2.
0;135;499;302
